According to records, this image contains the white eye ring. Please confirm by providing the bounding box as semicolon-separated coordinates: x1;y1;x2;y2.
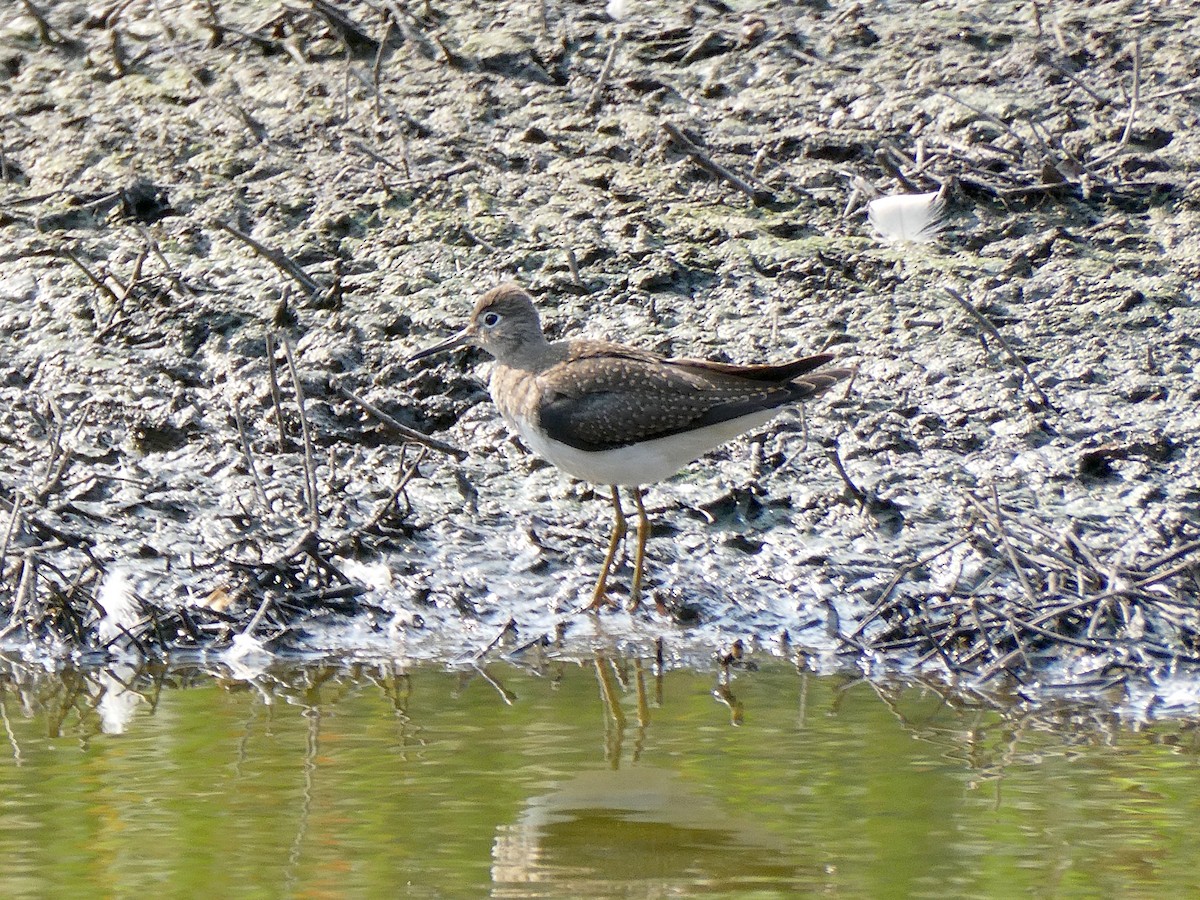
482;312;501;327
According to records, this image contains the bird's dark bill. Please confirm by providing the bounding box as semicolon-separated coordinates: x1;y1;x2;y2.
407;328;473;364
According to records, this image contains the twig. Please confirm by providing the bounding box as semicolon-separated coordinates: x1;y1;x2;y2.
826;444;866;505
210;218;324;299
349;140;406;174
585;39;620;114
1093;36;1141;166
271;527;320;567
281;336;320;530
976;599;1113;653
240;594;274;639
36;401;92;503
472;618;518;661
309;0;380;55
969;597;999;662
94;246;148;340
976;647;1025;684
916;615;960;674
565;248;583;288
60;248;123;305
990;485;1039;605
371;20;393;120
661;121;769;204
349;69;432;136
18;0;78;46
934;89;1030;156
150;0;265;140
1140;539;1200;574
136;226;196;297
1033;50;1111;106
470;663;517;705
943;287;1053;409
232;402;271;511
362;446;428;532
265;331;289;450
332;380;467;459
0;492;25;578
849;537;968;639
461;227;497;253
1061;525;1110;579
7;551;39;627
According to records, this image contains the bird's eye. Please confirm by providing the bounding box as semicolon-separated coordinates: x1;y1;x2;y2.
482;312;501;327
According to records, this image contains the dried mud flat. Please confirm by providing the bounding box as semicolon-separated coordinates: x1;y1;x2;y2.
1;0;1199;714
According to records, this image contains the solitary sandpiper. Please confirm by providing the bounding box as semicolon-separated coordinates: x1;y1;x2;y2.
408;283;850;611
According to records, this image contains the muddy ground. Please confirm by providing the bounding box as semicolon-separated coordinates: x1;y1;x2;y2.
1;1;1198;711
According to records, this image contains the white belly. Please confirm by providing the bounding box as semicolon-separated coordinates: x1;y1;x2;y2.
512;411;777;486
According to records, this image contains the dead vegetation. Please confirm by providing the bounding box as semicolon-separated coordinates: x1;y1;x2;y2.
0;1;1198;708
847;489;1200;693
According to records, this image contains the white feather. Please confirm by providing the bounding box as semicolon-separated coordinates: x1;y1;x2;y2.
98;667;142;735
224;632;272;682
867;191;946;244
96;568;141;645
606;0;629;21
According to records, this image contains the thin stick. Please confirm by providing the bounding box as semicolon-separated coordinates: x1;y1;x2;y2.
265;331;289;450
848;537;969;639
1093;36;1141;166
586;39;620;114
565;248;583;288
470;664;517;705
232;402;271;511
281;336;320;530
915;616;959;674
1033;50;1111;106
976;599;1113;653
210;218;324;298
60;248;123;305
1140;539;1200;573
332;380;466;459
18;0;77;45
37;401;92;502
472;617;517;661
241;594;274;639
934;90;1030;156
1118;37;1142;148
990;485;1039;605
826;444;867;505
371;20;394;121
0;492;25;581
943;287;1053;409
661;121;767;203
12;552;38;622
362;446;428;532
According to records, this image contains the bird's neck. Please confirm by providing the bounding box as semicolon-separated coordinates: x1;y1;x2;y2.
494;335;565;374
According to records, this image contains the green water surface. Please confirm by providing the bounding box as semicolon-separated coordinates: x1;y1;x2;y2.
1;657;1198;898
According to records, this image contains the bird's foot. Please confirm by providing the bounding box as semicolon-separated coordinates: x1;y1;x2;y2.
584;586;617;613
626;587;641;614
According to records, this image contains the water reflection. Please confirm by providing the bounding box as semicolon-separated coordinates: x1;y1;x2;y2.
492;767;802;896
1;654;1199;897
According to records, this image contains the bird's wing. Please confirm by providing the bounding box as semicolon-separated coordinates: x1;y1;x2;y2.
666;353;835;383
537;347;845;452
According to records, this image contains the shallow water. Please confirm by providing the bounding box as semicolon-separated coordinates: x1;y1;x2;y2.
2;657;1199;898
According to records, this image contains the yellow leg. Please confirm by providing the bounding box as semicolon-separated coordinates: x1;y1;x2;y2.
588;486;626;610
628;486;650;611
